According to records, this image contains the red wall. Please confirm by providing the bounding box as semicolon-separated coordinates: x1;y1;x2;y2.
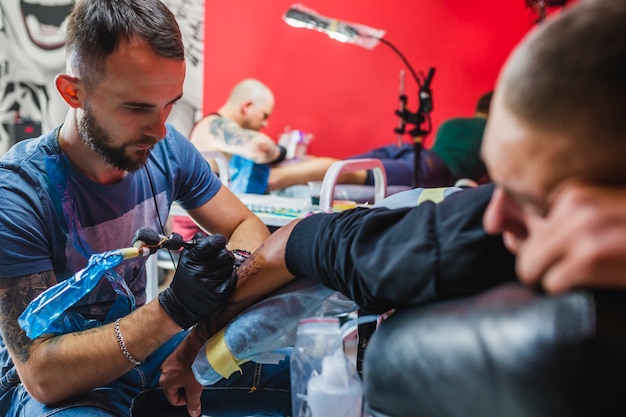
204;1;534;158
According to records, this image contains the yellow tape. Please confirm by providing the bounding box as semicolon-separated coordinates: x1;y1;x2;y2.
416;188;448;206
205;328;250;379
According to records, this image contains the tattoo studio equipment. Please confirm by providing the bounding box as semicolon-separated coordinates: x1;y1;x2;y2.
19;246;149;339
18;228;195;339
394;66;435;187
283;3;435;188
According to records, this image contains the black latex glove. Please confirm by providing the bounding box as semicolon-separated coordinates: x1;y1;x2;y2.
158;233;236;329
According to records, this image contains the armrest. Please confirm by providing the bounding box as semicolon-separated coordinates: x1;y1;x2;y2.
364;282;626;417
201;150;230;188
319;158;387;212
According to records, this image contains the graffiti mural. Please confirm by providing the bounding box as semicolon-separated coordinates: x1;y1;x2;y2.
0;0;71;155
161;0;205;137
0;0;204;156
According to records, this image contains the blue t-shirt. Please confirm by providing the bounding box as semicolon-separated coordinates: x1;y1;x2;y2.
0;123;221;316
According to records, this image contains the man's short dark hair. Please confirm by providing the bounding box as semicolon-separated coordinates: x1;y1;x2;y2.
496;0;626;184
65;0;185;87
501;0;626;149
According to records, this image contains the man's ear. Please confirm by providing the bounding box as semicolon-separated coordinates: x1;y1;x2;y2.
55;74;82;108
241;100;254;116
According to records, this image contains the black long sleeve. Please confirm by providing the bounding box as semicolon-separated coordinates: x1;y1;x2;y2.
285;183;516;314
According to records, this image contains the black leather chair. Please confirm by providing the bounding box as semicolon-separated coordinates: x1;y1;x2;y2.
363;282;626;417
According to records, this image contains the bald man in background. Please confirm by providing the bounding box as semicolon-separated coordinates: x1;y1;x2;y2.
190;79;285;171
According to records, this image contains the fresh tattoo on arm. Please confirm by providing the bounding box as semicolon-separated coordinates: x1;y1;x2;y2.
0;271;57;362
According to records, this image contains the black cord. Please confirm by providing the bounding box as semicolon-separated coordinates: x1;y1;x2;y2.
144;164;178;270
373;37;434;186
374;36;434;136
377;37;422;89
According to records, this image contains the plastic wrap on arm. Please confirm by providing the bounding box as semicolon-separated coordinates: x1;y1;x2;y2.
192;276;357;386
18;247;147;340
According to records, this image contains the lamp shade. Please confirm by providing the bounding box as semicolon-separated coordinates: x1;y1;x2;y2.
282;3;385;50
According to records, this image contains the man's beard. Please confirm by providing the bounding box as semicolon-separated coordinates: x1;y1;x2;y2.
78;105;156;172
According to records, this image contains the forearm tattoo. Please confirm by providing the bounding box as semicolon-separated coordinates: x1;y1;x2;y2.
234;254;262;288
209;118;257;147
0;271;56;362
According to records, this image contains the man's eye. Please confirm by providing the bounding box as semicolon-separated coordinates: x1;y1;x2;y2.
503;188;549;218
126;106;144;111
521;200;549;218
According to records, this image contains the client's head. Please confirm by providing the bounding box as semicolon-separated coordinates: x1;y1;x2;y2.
481;0;626;254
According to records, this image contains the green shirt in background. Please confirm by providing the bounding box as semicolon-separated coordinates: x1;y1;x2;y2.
430;117;487;180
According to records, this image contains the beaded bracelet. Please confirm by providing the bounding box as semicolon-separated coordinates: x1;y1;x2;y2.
114;318;142;366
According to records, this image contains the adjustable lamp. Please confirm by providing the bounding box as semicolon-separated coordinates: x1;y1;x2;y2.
284;5;435;376
526;0;568;23
283;4;435;187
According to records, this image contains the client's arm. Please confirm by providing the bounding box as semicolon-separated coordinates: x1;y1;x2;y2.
160;183;516;413
284;183;516;313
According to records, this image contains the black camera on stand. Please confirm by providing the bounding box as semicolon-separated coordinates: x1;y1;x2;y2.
394;67;436;187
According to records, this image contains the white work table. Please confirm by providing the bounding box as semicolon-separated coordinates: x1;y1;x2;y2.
168;193;312;228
